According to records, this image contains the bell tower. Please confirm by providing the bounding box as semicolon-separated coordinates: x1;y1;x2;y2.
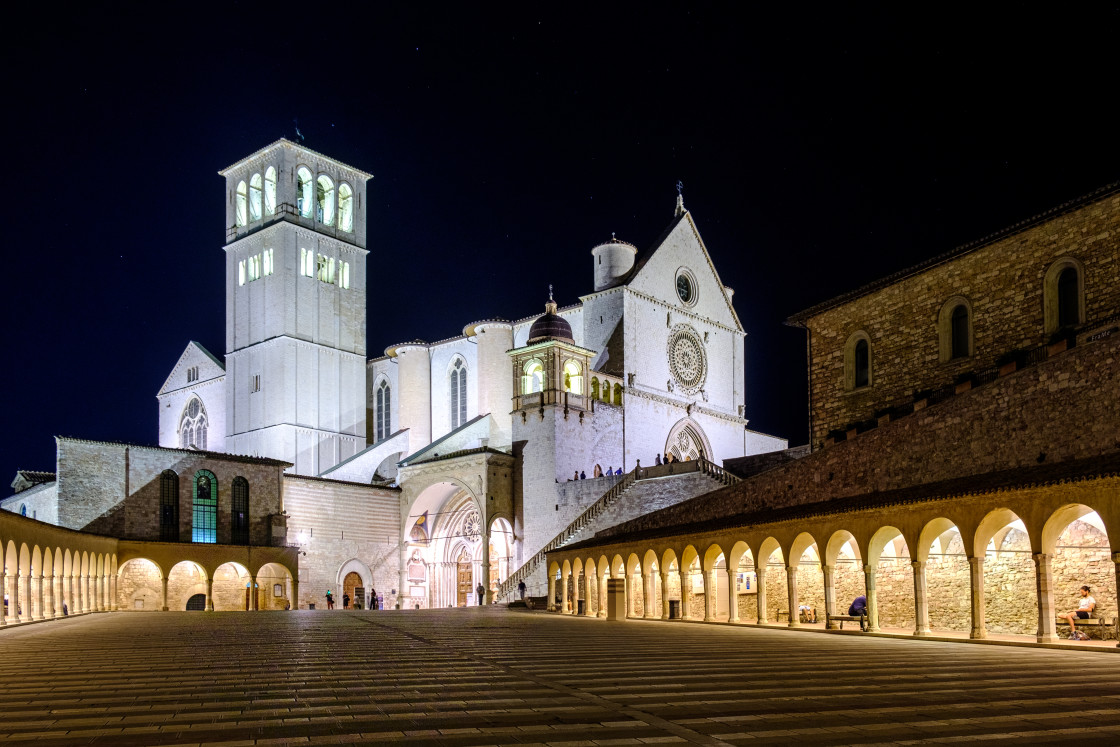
219;140;372;475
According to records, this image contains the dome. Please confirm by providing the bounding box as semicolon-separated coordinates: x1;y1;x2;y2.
527;297;573;344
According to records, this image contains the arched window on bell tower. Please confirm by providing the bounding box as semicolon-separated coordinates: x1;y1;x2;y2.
376;379;391;442
450;358;467;429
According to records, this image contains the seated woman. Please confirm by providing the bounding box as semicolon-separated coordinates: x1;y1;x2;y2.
798;604;817;623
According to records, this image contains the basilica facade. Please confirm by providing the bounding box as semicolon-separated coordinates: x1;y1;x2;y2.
147;139;784;609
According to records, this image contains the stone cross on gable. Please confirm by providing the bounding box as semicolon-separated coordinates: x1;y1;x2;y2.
549;284;553;301
676;180;684;195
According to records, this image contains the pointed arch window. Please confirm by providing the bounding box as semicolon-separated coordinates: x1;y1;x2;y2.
338;183;354;232
192;470;217;544
317;175;335;225
231;477;249;545
376;380;391;442
159;470;179;541
235;181;248;226
249;173;263;221
179;397;208;450
450;359;467;429
297;167;313;218
263;166;277;215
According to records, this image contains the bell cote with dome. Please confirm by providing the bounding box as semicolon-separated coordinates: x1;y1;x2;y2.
510;292;599;414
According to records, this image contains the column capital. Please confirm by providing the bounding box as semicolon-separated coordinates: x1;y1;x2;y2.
968;555;983;568
821;564;833;573
911;560;925;571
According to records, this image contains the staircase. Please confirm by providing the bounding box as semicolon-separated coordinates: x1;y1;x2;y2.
495;458;738;603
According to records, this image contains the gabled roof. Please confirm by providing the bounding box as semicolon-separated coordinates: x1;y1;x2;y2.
157;341;225;396
788;181;1120;325
618;209;743;332
398;415;492;467
10;470;55;494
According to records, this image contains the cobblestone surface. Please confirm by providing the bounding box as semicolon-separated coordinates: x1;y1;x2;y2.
1;608;1118;745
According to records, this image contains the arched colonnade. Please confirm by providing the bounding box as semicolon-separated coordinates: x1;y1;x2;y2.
548;479;1120;645
1;511;118;624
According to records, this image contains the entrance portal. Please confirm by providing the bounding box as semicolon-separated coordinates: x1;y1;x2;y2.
185;593;206;611
343;572;362;609
457;548;472;607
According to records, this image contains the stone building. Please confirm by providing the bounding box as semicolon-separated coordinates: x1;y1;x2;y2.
2;438;297;613
546;184;1120;645
7;139;785;612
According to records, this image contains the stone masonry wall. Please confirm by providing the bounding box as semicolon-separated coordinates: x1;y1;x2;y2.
608;333;1120;535
802;191;1119;446
284;476;401;610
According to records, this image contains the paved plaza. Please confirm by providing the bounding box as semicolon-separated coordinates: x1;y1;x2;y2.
0;609;1118;745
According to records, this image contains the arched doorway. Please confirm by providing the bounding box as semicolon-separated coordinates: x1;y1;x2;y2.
665;418;711;462
456;547;472;607
185;593;206;611
343;572;362;609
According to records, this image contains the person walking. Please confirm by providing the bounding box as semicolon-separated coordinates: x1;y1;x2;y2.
342;593;350;609
326;590;334;610
370;588;378;610
518;580;526;600
655;453;662;465
476;583;485;606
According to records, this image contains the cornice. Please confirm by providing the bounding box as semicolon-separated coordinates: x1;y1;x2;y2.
624;287;743;336
625;387;747;425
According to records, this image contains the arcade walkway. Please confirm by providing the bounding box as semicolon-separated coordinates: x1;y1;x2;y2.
0;607;1118;745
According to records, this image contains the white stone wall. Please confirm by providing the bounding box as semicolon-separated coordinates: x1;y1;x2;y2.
283;475;402;610
580;289;626;375
157;343;226;453
1;482;58;524
394;344;432;449
473;322;514;443
367;356;399;443
428;337;477;441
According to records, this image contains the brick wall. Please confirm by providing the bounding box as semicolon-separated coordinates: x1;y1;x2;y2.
798;190;1119;446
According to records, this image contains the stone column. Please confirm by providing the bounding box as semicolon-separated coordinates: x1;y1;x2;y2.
661;572;672;619
968;556;986;639
863;565;879;633
20;573;32;622
786;565;800;628
912;561;931;636
1113;552;1120;648
1033;553;1057;642
291;577;299;610
584;573;595;617
822;564;836;628
480;524;492;605
641;572;654;619
548;574;557;611
561;571;570;614
46;576;55;619
251;576;259;611
756;566;768;624
110;572;118;611
205;577;215;611
9;571;19;623
162;576;170;611
37;574;47;619
600;573;610;618
0;568;7;626
704;570;718;621
727;568;739;623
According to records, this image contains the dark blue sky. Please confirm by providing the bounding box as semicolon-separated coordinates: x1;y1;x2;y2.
4;6;1118;483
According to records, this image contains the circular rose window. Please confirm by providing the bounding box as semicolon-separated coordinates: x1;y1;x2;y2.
667;325;707;394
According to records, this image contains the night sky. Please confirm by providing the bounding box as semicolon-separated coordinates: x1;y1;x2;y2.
5;6;1118;484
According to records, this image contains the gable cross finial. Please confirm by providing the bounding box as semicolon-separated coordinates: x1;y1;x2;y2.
548;284;553;302
676;179;684;195
674;180;686;217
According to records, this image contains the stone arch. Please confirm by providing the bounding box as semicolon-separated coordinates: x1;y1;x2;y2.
1042;504;1114;637
665;417;712;462
1043;256;1086;334
917;517;969;634
167;560;209;612
337;557;373;607
843;329;873;390
117;558;164;611
787;532;823;626
257;562;294;610
975;508;1036;636
212;561;251;611
938;295;974;362
867;526;914;631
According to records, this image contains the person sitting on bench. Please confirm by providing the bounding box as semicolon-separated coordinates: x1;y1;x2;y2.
848;595;867;618
799;604;817;623
1059;585;1096;640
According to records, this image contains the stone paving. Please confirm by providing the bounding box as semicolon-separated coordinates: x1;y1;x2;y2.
0;608;1118;746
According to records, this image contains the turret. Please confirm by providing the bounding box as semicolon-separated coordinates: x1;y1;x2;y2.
590;235;637;292
386;341;432;448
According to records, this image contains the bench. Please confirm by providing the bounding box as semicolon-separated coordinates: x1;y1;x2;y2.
826;611;868;631
1055;616;1116;641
